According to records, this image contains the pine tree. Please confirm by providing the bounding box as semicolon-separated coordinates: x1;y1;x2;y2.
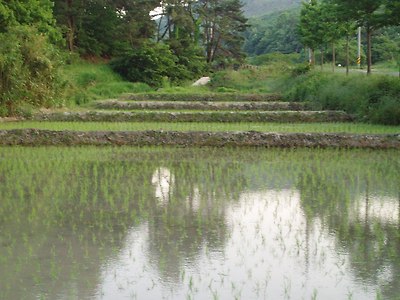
54;0;159;54
197;0;248;65
159;0;206;78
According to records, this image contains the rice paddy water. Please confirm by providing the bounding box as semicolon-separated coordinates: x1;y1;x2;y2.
0;147;399;299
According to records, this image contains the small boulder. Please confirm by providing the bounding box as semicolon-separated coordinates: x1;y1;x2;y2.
192;77;210;86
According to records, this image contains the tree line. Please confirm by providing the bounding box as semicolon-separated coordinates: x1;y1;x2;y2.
245;0;399;73
299;0;400;74
0;0;248;115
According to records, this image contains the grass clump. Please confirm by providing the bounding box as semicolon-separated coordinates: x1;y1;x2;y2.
208;57;310;94
284;72;400;125
209;68;281;93
150;85;211;94
247;53;303;66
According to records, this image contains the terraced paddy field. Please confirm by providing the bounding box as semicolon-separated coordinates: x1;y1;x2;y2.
1;92;399;299
93;100;309;111
119;92;283;101
0;147;399;300
1;121;399;134
30;110;353;123
1;92;398;148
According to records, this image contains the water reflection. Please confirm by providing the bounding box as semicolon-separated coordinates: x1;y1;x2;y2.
0;147;399;299
297;158;400;300
352;194;399;225
152;167;174;205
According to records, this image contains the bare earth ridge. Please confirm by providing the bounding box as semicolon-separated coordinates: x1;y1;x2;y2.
0;129;398;149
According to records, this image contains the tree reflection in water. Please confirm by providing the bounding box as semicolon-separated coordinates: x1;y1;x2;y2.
0;147;398;299
297;157;400;300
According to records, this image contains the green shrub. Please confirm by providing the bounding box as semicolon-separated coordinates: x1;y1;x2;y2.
128;82;153;93
369;95;400;125
249;53;302;66
0;26;63;115
60;60;154;105
73;92;90;106
290;63;311;76
110;43;197;88
284;71;400;125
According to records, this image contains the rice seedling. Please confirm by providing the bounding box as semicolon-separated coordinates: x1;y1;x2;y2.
0;147;398;299
0;121;398;134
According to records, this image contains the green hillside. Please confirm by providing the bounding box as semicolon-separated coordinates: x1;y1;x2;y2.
241;0;301;17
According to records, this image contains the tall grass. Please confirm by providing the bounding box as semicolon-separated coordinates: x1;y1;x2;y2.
284;71;400;125
149;85;211;94
373;61;400;74
209;66;287;93
60;61;153;106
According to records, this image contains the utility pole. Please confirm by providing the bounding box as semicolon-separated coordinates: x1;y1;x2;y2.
357;27;362;69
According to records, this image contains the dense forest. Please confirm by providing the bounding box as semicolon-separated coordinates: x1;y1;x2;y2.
241;0;301;17
244;8;302;56
0;0;248;115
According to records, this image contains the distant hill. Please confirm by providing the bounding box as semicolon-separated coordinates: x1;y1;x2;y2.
244;8;302;56
241;0;302;17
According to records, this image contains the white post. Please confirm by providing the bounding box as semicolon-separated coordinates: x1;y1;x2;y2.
357;27;362;69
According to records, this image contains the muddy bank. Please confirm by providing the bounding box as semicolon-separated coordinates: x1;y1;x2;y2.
120;93;283;102
0;129;398;149
94;101;309;111
32;111;354;123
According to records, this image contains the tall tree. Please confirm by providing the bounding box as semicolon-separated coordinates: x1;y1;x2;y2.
76;0;123;56
299;0;325;66
157;0;206;78
54;0;159;55
53;0;83;51
197;0;248;65
113;0;159;48
318;1;350;72
330;0;389;74
156;0;197;42
385;1;400;26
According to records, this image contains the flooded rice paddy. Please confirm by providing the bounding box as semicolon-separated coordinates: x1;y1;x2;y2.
0;147;399;299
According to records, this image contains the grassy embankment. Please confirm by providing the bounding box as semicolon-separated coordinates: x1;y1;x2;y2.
284;71;400;125
60;61;153;106
61;59;285;104
2;59;399;134
1;121;398;134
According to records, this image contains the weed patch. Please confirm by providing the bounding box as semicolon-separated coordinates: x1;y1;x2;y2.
284;72;400;125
